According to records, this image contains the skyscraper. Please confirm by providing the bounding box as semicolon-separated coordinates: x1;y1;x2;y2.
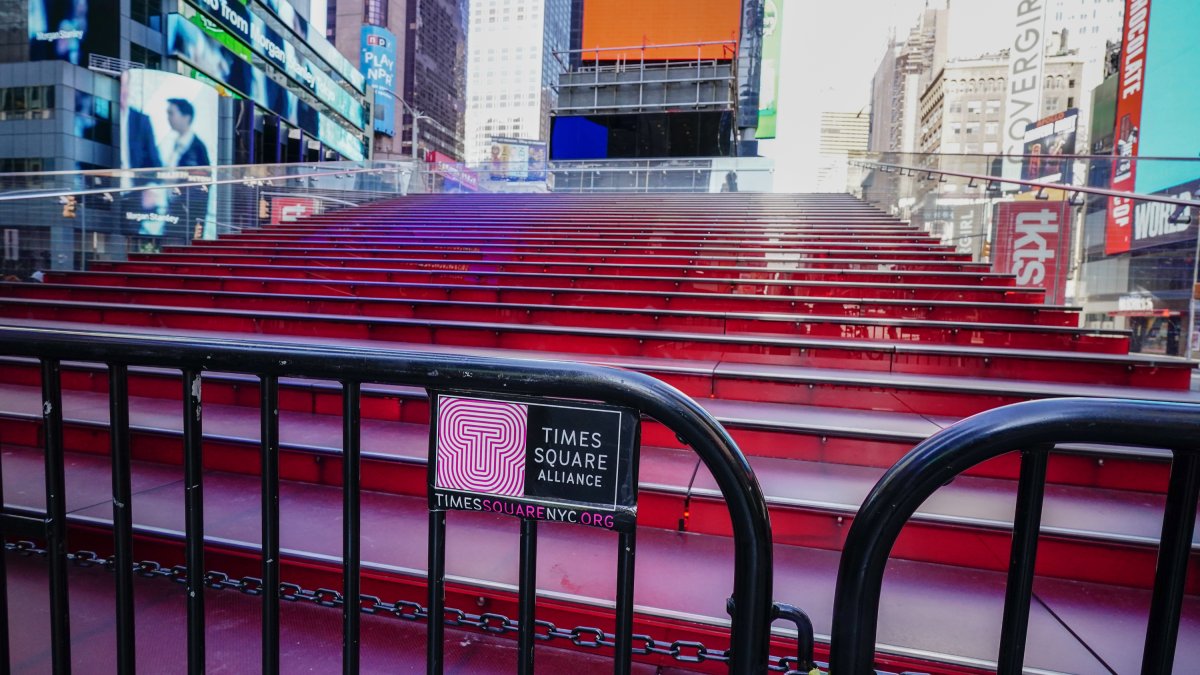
328;0;467;159
463;0;571;164
867;2;948;153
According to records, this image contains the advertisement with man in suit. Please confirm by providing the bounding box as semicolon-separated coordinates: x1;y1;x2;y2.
120;70;218;239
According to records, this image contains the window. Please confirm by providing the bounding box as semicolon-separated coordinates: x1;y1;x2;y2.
130;44;161;69
0;86;55;120
365;0;388;26
949;102;962;114
950;122;962;135
75;93;113;144
985;100;1001;114
967;101;981;114
984;122;998;135
965;122;979;135
131;0;162;31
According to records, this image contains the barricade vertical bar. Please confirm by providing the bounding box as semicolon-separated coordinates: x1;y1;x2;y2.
997;448;1048;675
1140;452;1200;675
260;375;280;675
0;412;9;671
342;381;362;675
517;518;538;675
427;510;447;675
613;530;636;675
41;358;71;675
182;368;205;674
108;364;135;674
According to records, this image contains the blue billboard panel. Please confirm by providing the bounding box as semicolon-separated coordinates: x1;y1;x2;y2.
361;26;397;137
1133;0;1200;196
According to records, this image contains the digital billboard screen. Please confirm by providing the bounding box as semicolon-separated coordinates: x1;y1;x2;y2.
119;70;219;237
580;0;739;60
167;13;365;160
1021;108;1077;187
486;137;547;182
1107;0;1200;254
361;26;397;136
28;0;119;65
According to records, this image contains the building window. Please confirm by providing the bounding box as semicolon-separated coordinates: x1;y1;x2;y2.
130;44;162;69
985;100;1001;114
949;102;962;114
365;0;388;26
967;101;981;114
984;122;998;135
75;93;113;144
131;0;162;31
0;86;55;120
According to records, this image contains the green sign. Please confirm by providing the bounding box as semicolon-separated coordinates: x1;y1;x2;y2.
756;0;783;139
181;3;252;61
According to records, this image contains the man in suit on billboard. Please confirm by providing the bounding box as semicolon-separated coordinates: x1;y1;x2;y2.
165;98;210;168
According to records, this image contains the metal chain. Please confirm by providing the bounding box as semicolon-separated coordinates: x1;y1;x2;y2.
6;541;814;672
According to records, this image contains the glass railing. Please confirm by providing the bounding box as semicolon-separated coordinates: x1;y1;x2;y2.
845;152;1200;361
0;161;412;278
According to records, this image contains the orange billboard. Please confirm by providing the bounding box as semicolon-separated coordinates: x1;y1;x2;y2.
580;0;740;61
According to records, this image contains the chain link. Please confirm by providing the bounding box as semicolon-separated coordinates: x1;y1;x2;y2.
6;541;813;671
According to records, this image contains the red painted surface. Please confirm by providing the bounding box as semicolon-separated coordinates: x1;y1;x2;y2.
1;193;1197;673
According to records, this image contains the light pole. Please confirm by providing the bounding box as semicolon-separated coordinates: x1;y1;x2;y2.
375;87;431;161
410;112;433;161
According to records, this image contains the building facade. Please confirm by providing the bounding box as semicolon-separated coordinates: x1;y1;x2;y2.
867;3;947;154
463;0;570;164
816;110;870;192
918;47;1085;156
1;0;370;170
328;0;466;160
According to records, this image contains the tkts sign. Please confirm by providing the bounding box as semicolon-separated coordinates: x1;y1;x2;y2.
428;393;639;531
994;201;1072;304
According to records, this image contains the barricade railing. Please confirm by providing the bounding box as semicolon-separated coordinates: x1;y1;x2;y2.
829;397;1200;675
0;325;779;674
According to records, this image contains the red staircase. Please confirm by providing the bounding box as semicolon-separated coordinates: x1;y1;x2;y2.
1;192;1198;673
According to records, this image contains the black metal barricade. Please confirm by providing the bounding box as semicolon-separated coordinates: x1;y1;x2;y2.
0;325;776;674
828;397;1200;675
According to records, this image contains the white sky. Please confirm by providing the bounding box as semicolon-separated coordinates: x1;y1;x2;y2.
760;0;1016;189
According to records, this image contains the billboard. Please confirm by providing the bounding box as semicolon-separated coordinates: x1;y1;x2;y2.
1106;0;1200;254
994;201;1072;304
167;13;365;160
488;138;547;182
361;26;397;137
258;0;366;93
580;0;739;60
179;0;366;130
120;70;218;238
1021;109;1078;186
28;0;118;64
754;0;782;140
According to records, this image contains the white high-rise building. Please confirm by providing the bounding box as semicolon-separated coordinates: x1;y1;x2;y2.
464;0;571;164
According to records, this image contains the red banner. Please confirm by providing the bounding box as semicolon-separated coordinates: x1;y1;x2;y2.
994;201;1073;304
270;197;318;224
1105;0;1151;255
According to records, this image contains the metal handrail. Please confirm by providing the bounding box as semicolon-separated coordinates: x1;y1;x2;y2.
849;159;1200;210
830;397;1200;674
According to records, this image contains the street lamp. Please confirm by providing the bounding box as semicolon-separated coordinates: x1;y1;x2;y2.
376;87;432;161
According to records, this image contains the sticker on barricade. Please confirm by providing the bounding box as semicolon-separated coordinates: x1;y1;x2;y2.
428;391;639;531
